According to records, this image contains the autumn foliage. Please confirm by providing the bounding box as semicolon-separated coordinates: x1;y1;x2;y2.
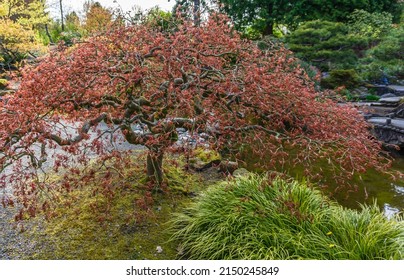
0;14;389;217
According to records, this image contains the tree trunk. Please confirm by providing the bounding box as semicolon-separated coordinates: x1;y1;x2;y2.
193;0;201;26
59;0;65;32
146;150;164;186
45;24;54;44
263;22;274;36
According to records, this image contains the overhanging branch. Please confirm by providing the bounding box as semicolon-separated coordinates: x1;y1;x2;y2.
46;113;108;146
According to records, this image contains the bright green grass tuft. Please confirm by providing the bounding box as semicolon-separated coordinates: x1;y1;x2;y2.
170;174;404;260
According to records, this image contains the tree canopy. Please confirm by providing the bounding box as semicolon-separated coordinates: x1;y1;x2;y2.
286;20;367;71
359;24;404;82
0;0;48;66
0;14;389;218
216;0;403;35
83;1;113;35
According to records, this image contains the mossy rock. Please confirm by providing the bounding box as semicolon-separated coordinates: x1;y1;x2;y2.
321;69;362;89
0;78;9;89
233;168;250;177
192;148;221;163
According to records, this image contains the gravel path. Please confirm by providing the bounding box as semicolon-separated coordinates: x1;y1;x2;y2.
0;206;37;259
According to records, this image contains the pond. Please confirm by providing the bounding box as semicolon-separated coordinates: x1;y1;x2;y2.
331;157;404;217
243;151;404;217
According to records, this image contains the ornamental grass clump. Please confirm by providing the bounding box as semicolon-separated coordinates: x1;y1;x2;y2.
170;175;404;260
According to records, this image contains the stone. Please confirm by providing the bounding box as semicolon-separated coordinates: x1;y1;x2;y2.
0;89;15;96
156;246;163;253
352;87;368;96
379;97;402;106
358;93;369;101
233;168;250;177
380;93;397;98
189;159;220;171
387;85;404;96
393;103;404;118
189;159;207;170
219;160;238;174
358;86;368;92
199;133;209;139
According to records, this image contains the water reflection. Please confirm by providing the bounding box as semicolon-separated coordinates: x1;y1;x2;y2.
393;184;404;196
384;203;400;219
333;157;404;217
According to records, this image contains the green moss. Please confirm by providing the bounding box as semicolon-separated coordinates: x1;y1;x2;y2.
22;154;210;260
192;148;221;163
365;94;380;101
0;78;8;89
321;69;362;89
164;158;204;194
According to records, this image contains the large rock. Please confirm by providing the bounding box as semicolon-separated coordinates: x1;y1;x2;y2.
380;93;397;98
379;97;402;106
371;125;404;148
233;168;250;177
0;89;15;96
393;103;404;118
387;85;404;96
219;160;238;174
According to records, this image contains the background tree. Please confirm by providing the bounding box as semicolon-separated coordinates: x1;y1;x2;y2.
0;0;49;27
217;0;296;35
307;0;403;23
65;11;80;28
286;20;367;72
56;11;83;45
358;25;404;82
216;0;402;36
59;0;64;31
83;1;112;35
0;0;48;67
173;0;216;25
0;14;389;218
143;7;175;32
0;19;38;66
347;9;393;42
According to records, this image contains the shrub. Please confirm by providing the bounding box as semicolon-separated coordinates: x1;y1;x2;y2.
170;175;404;259
286;20;366;71
358;25;404;83
321;69;362;89
347;9;393;41
365;94;380;101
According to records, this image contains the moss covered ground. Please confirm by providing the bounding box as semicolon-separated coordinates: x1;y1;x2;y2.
18;153;217;260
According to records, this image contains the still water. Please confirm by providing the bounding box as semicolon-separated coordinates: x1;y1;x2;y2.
245;153;404;217
331;157;404;217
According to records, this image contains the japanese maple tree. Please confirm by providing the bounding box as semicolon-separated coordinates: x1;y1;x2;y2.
0;14;390;216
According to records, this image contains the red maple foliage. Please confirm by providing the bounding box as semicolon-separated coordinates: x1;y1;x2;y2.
0;14;390;217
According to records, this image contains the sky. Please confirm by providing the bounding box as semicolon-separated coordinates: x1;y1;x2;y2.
47;0;176;18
